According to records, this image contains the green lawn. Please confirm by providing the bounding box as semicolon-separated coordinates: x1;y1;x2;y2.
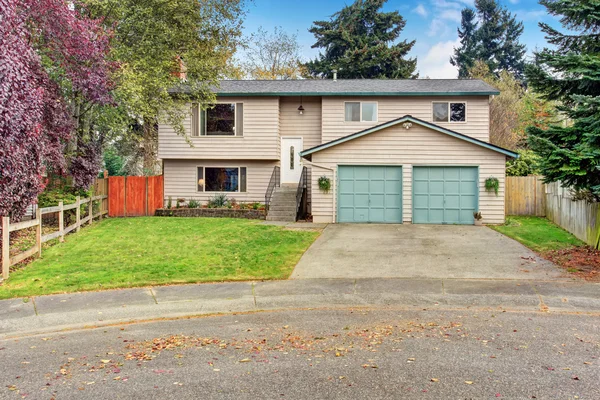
489;216;583;252
0;218;319;299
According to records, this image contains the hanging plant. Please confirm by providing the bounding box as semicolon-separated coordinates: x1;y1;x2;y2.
485;177;500;196
318;176;331;193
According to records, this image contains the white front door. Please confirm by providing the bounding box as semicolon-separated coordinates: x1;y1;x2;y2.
281;137;303;183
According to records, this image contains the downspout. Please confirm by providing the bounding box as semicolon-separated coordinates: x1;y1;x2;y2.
302;158;336;223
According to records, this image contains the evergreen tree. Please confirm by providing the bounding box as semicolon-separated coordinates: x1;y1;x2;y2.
304;0;417;79
525;0;600;197
451;0;526;79
450;8;478;78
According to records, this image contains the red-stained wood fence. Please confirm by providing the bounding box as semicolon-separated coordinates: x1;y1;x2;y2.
108;175;164;217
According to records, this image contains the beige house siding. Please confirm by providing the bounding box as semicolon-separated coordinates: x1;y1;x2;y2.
321;96;490;143
163;159;278;204
158;97;280;160
279;96;322;149
309;123;506;224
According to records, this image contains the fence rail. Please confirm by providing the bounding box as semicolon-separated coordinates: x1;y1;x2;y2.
1;194;108;280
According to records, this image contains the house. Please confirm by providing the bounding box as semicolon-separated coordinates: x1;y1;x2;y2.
158;78;517;224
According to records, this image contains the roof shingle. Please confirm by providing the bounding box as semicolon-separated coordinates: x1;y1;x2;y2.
171;79;499;96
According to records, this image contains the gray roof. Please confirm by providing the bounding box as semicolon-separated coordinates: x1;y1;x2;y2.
172;79;499;96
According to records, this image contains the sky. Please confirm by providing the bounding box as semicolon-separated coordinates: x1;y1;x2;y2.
241;0;559;78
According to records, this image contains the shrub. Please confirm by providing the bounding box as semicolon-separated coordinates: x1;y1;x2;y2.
167;196;172;209
188;198;200;208
506;149;541;176
207;193;228;208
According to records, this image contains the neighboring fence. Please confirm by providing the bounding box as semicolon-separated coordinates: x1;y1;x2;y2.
108;175;164;217
505;176;546;216
545;182;600;249
1;193;108;280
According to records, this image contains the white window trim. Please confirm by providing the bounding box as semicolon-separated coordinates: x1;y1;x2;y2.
196;166;244;193
431;101;468;124
192;102;244;138
344;101;378;123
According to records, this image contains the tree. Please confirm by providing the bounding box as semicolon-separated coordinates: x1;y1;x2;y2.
525;0;600;197
469;61;525;150
83;0;247;174
244;27;304;79
451;0;526;79
450;8;478;78
304;0;417;79
0;0;113;219
506;149;541;176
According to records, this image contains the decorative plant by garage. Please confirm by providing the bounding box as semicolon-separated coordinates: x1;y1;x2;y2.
318;176;331;193
485;177;500;196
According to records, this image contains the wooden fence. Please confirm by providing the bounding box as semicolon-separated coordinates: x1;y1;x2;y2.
545;182;600;249
505;176;546;216
1;194;108;280
108;175;163;217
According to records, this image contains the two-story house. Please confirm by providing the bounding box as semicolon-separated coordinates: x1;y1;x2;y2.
158;79;517;224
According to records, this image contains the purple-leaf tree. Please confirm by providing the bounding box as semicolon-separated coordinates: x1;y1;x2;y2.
0;0;113;220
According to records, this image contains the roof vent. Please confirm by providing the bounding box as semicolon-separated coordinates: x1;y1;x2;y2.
332;69;337;82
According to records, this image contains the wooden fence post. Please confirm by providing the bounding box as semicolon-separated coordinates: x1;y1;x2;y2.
75;196;81;232
58;201;64;242
2;216;9;280
89;195;94;226
36;208;42;258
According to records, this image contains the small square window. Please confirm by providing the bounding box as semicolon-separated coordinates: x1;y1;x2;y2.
361;102;377;122
450;103;466;122
433;102;449;122
345;102;360;121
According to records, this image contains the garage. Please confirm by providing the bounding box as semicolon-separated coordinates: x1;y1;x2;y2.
412;166;478;224
337;166;402;223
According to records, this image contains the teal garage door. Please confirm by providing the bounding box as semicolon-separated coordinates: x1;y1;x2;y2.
412;167;478;224
338;166;402;223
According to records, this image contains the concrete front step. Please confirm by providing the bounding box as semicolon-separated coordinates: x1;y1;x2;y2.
266;215;296;222
269;206;297;212
267;210;297;217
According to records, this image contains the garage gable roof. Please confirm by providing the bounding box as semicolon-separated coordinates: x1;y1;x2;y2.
299;115;518;159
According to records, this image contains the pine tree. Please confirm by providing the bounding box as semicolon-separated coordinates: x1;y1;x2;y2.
450;8;478;78
525;0;600;196
451;0;526;79
304;0;417;79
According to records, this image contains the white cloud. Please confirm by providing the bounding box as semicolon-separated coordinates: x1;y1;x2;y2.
417;39;460;79
514;9;547;21
439;8;462;22
413;4;428;18
508;0;519;4
428;18;452;37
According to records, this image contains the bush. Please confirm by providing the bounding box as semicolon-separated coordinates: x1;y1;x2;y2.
507;149;541;176
188;198;200;208
207;193;229;208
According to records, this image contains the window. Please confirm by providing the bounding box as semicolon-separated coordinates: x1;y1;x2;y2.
345;102;377;122
197;167;247;192
432;102;466;122
290;146;295;170
191;103;243;136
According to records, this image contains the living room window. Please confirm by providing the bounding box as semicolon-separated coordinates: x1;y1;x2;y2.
197;167;247;192
432;102;466;123
345;102;378;122
191;103;244;136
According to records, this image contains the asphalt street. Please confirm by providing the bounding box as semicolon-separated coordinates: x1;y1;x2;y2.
1;307;598;399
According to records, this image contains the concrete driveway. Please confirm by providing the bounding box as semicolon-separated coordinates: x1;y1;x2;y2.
291;224;567;280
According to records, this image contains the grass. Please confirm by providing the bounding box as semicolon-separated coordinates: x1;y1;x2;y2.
0;217;319;299
489;216;583;252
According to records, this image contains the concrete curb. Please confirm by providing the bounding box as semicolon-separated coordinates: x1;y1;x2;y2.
1;278;599;338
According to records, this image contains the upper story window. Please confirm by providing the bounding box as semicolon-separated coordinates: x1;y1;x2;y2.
433;102;466;123
345;102;378;122
191;103;244;137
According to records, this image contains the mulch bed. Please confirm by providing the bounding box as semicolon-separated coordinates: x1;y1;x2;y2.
543;246;600;282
